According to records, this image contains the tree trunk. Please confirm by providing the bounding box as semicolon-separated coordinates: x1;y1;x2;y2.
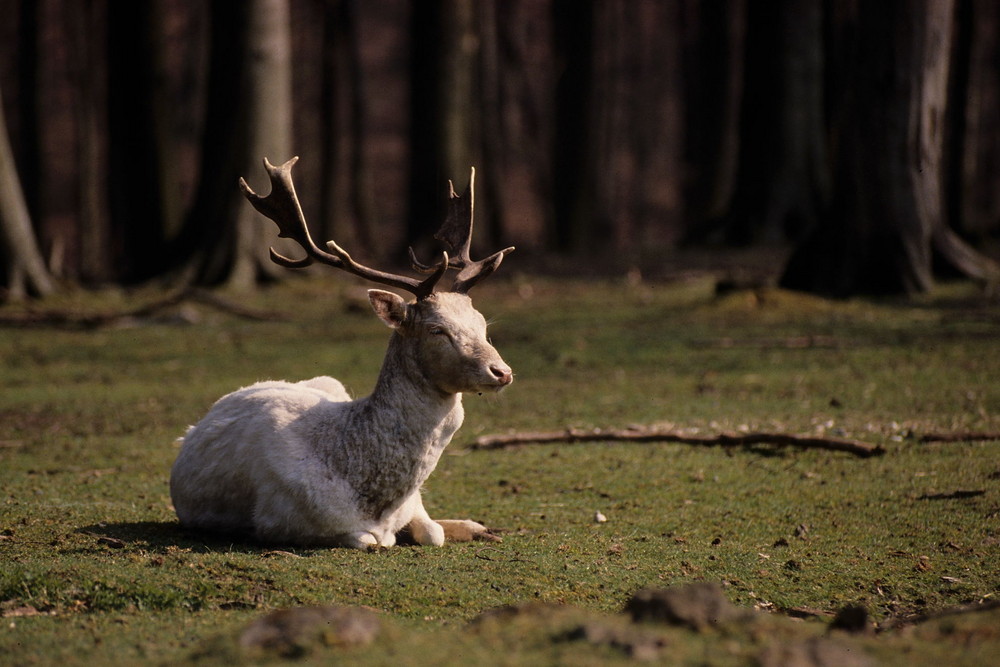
952;0;1000;239
344;0;377;253
319;0;365;253
106;0;180;283
227;0;295;290
0;83;55;300
171;1;251;286
439;0;479;185
705;0;827;245
166;0;291;290
69;0;110;285
680;0;746;232
479;1;554;251
781;0;999;296
408;0;480;249
594;0;675;252
478;0;505;249
14;0;41;221
625;0;685;251
550;0;595;252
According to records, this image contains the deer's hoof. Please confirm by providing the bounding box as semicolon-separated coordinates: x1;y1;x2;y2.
344;531;379;550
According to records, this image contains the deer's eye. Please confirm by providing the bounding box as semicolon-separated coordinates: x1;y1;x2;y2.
428;326;448;336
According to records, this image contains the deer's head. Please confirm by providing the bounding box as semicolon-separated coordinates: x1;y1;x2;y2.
369;289;512;395
239;158;514;395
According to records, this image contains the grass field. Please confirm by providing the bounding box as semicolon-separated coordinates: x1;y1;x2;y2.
2;275;998;665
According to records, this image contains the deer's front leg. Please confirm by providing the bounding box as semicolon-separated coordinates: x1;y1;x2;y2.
406;497;445;546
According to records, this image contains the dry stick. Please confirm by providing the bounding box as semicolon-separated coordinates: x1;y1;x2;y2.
470;426;886;458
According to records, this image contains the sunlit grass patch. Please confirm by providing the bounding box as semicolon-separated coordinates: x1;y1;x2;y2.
1;276;998;664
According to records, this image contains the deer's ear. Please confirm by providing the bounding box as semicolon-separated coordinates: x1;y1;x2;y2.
368;289;408;329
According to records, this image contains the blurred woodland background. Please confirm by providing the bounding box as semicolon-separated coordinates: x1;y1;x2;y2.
1;0;999;301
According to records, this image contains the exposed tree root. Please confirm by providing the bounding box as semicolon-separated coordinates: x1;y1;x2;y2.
469;426;886;458
932;226;1000;288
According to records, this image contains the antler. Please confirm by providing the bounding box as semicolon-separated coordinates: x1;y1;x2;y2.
239;157;448;300
410;167;515;293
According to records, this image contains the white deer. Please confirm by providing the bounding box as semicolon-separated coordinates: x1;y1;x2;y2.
170;158;514;549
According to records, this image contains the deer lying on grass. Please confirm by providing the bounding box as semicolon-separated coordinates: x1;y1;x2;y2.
170;157;513;549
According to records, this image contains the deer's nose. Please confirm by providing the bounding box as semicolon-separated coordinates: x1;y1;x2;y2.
490;363;513;385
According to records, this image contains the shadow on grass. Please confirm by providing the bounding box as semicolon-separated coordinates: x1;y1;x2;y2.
76;521;434;555
76;521;322;556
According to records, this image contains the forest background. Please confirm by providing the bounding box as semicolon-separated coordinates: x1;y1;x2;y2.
1;0;999;301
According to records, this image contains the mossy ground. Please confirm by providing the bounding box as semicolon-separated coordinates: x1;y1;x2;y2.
1;275;998;664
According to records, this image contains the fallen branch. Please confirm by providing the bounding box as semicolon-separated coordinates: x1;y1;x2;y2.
469;426;885;458
879;599;1000;632
918;432;1000;444
916;489;985;500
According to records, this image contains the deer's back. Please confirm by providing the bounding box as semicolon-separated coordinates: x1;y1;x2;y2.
170;378;355;529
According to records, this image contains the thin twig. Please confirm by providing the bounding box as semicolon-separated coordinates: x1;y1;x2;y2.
473;546;538;566
469;426;885;458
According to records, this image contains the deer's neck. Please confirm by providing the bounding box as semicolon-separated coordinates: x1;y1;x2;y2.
338;333;463;519
369;332;463;426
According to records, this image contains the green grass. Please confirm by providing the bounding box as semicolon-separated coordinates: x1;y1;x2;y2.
1;275;999;664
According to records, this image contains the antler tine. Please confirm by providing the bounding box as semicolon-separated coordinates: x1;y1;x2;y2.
409;167;514;293
239;156;315;269
240;157;447;299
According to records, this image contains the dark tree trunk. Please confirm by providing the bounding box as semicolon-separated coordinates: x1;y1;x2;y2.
175;0;293;290
483;1;555;252
781;0;998;296
319;0;348;247
591;0;685;253
15;0;41;221
407;1;442;246
408;0;479;251
319;0;373;254
438;1;479;183
107;0;178;283
951;0;1000;240
478;0;505;249
551;0;595;252
69;0;109;285
717;0;828;245
173;0;252;286
344;0;377;254
680;0;746;233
